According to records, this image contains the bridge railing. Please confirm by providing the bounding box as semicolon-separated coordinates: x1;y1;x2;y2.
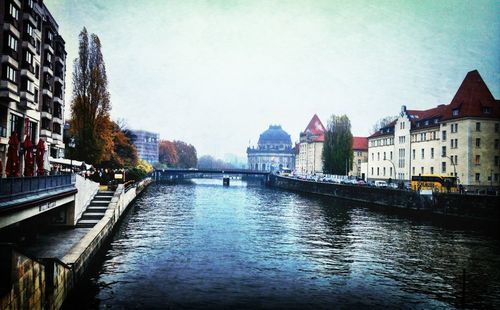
0;174;76;204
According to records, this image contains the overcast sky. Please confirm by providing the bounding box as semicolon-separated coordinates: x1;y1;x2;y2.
45;0;499;159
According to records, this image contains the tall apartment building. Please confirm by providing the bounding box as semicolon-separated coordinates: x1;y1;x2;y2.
129;129;159;164
1;0;66;174
368;70;499;190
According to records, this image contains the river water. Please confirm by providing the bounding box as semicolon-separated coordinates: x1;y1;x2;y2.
67;179;500;309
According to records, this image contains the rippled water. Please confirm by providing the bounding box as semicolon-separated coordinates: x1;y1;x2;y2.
68;179;500;309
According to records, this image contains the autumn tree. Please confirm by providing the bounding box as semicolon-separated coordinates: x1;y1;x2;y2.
173;140;197;168
70;28;112;165
159;140;178;167
322;115;353;175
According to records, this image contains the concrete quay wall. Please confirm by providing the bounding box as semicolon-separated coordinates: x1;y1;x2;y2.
269;175;500;223
0;179;151;310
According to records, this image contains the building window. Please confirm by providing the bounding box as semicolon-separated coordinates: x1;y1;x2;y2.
476;138;481;148
421;149;424;159
390;151;393;160
390;167;392;177
377;152;380;161
412;167;415;175
383;152;386;160
476;122;481;131
452;109;459;116
441;162;446;173
430;167;434;174
431;148;434;159
9;4;19;20
412;149;415;160
475;155;480;165
27;23;34;37
495;174;499;182
495;123;499;133
7;35;18;52
371;153;374;161
383;167;386;176
495;156;499;166
495;139;499;149
5;65;17;82
442;146;446;157
475;173;480;182
421;167;424;174
453;155;458;165
442;130;447;141
371;167;374;175
377;167;379;176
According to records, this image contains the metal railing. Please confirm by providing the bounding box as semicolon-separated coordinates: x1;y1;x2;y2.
0;174;76;203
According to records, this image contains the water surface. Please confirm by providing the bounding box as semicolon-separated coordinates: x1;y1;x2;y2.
68;179;500;309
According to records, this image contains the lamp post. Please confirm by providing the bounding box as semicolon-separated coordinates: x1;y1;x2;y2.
68;137;75;173
442;155;457;179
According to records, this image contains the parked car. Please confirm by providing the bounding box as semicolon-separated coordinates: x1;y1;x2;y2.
374;180;388;188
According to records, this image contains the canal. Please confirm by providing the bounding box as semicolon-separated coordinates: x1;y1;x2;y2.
66;179;500;309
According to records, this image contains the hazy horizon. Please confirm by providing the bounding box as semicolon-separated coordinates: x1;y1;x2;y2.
45;0;500;159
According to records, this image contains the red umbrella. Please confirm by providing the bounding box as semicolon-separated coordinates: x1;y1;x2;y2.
6;132;20;177
36;139;46;176
24;135;35;177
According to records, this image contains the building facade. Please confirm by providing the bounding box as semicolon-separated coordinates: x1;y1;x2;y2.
295;114;325;174
247;125;295;171
350;137;368;178
129;129;159;164
368;70;499;190
1;0;66;176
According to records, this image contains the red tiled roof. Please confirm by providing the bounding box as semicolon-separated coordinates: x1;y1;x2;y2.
302;114;325;142
368;120;397;138
369;70;498;139
352;137;368;150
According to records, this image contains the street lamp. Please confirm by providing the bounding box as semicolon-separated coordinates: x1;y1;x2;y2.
442;155;457;178
68;137;75;173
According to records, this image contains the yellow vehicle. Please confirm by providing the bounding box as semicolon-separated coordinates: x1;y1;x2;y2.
411;175;458;193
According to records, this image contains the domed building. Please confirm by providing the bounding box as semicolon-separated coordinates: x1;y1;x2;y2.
247;125;296;171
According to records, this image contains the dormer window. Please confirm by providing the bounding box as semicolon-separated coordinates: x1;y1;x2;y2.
483;107;491;114
424;120;429;126
416;122;420;127
452;108;459;116
434;118;439;124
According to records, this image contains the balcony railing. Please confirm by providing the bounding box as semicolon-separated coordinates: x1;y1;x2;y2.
0;174;76;204
23;34;35;47
3;48;18;61
22;62;35;73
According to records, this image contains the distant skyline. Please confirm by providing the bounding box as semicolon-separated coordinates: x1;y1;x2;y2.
45;0;499;158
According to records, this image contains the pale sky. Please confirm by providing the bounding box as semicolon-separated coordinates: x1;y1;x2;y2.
45;0;500;159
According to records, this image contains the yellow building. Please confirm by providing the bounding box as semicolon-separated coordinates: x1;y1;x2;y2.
368;70;499;190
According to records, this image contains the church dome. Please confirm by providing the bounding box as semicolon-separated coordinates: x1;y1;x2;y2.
258;125;292;147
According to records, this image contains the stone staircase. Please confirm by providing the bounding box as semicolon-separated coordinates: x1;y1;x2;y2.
76;190;114;228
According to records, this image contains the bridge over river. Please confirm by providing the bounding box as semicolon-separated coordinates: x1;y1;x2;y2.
153;168;270;183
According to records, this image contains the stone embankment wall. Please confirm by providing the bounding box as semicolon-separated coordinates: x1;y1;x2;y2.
269;175;500;223
0;179;151;310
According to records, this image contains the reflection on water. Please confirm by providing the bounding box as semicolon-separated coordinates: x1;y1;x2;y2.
66;179;500;309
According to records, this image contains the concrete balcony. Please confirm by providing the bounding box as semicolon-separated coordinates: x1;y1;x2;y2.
23;12;37;29
53;96;63;105
22;40;37;55
52;132;62;141
0;81;20;103
44;43;55;55
18;92;37;110
1;55;19;68
41;111;52;120
21;68;37;82
43;64;54;77
12;0;21;8
52;116;63;124
54;76;64;86
56;55;65;66
42;88;53;98
40;128;52;139
3;22;21;38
